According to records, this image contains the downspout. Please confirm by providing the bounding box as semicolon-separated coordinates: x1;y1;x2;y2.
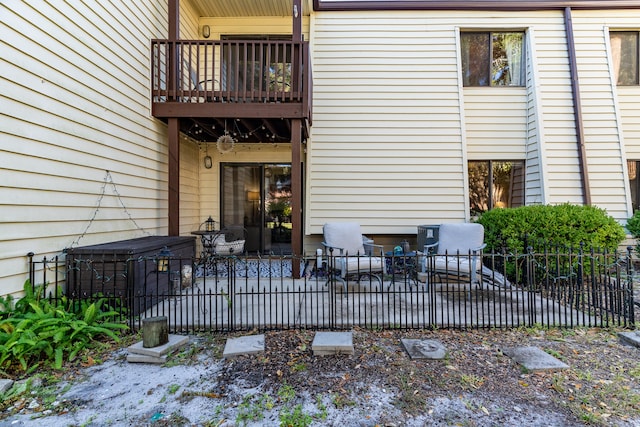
564;6;591;205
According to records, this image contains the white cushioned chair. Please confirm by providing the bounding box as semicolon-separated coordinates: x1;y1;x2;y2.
423;223;486;285
322;222;386;291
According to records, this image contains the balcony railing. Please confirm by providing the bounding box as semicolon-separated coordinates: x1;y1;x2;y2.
151;39;310;108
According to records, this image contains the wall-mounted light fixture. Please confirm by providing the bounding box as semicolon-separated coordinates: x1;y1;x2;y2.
202;25;210;38
204;144;212;169
293;5;299;18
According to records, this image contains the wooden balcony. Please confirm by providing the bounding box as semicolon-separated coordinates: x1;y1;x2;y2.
151;39;312;142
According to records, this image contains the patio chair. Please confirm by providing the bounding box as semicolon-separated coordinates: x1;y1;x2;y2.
422;223;486;288
322;222;386;291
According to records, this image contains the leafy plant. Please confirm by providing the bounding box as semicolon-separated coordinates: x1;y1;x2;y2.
625;209;640;255
279;403;312;427
236;394;266;426
0;281;127;375
277;383;296;404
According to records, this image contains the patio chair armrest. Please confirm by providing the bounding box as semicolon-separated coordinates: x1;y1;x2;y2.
471;243;487;254
321;241;345;255
423;242;438;254
363;242;384;257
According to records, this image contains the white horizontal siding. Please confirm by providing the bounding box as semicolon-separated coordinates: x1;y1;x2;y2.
464;87;528;159
0;1;202;296
525;29;546;205
620;88;640;159
309;9;582;235
200;16;310;39
309;11;465;235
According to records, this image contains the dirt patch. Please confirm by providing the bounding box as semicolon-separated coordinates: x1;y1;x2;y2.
1;327;639;426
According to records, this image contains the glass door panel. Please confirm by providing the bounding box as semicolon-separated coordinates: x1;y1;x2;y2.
264;164;292;254
221;163;291;254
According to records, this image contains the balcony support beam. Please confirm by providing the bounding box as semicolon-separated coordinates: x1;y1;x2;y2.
168;118;180;236
152;102;304;119
291;118;302;278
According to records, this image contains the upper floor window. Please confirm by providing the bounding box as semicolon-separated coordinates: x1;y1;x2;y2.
610;31;639;86
461;32;525;87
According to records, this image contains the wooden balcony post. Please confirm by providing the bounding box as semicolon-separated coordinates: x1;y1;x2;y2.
168;118;180;236
293;0;302;96
291;118;302;277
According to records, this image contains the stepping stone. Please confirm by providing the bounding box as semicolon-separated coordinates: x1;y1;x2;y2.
312;331;354;356
618;331;640;348
128;334;189;359
126;353;168;364
0;379;13;394
502;346;569;372
223;334;265;358
401;339;447;360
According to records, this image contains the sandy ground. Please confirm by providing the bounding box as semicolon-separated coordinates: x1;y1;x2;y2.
1;329;639;427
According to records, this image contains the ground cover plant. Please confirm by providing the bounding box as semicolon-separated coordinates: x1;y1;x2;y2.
0;281;127;376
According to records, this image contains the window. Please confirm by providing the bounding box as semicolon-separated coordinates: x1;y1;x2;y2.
461;32;525;87
468;160;525;216
610;31;639;86
628;161;640;211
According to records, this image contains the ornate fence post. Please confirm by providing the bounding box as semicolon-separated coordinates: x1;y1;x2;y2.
626;246;635;326
27;251;35;289
127;258;135;330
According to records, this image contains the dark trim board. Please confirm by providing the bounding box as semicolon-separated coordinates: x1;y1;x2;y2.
313;0;640;11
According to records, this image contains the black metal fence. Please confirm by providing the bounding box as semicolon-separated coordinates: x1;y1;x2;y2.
27;247;636;332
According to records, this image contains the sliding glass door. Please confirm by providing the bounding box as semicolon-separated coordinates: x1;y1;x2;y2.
221;163;292;254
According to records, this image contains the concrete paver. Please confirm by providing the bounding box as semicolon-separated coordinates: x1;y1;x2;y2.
618;331;640;348
222;334;265;358
312;331;354;355
127;334;190;363
502;346;569;372
401;339;447;359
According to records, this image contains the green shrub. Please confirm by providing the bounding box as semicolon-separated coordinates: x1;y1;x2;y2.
0;281;127;375
476;204;626;285
625;210;640;255
476;203;626;253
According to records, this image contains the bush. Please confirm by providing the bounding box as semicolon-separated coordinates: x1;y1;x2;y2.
625;210;640;255
476;203;626;253
0;281;128;375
